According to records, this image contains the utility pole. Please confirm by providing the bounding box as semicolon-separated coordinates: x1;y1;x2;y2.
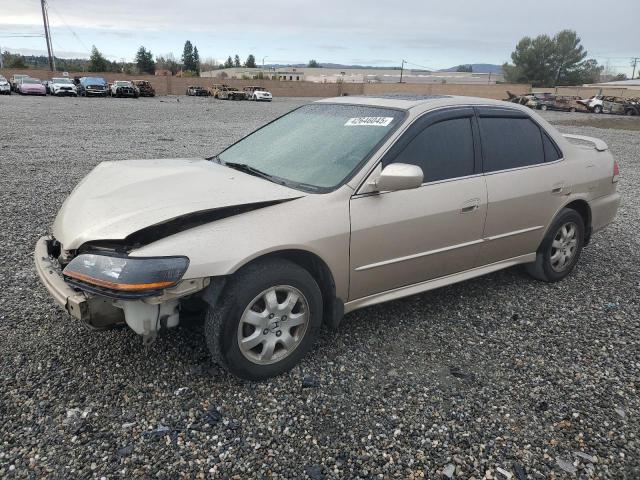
40;0;56;71
399;59;405;83
632;57;639;79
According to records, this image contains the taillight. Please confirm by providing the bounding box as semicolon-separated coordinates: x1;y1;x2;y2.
612;160;619;183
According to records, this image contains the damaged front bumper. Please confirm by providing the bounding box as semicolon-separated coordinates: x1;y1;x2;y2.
34;236;92;322
34;236;210;339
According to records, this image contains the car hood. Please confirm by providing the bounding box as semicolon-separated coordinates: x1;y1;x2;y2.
52;158;304;249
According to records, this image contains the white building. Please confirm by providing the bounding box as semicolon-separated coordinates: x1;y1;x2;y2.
201;67;504;84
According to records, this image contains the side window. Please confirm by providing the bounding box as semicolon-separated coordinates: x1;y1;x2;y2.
479;117;545;172
542;132;562;162
393;117;475;182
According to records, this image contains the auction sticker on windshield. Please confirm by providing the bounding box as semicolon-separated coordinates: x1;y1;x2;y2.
345;117;394;127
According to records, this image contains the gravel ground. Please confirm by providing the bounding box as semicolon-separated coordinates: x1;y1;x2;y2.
0;96;638;479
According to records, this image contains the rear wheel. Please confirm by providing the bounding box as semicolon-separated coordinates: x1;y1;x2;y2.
205;259;322;380
593;105;603;114
526;208;585;282
540;104;548;111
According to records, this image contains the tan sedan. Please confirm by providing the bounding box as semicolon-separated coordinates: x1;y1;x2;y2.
35;96;620;380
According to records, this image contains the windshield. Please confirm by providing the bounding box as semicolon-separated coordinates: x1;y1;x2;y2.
23;78;41;84
115;81;131;86
83;77;106;85
52;78;72;84
217;103;405;191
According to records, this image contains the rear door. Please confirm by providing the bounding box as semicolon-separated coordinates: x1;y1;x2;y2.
477;107;570;264
349;107;487;300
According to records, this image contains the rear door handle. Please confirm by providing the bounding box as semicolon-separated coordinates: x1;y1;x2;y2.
460;198;480;214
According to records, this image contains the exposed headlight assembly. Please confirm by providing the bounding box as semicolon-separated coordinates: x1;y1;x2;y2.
63;254;189;294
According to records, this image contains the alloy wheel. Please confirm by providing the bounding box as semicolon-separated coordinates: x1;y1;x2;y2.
237;285;310;365
550;222;579;272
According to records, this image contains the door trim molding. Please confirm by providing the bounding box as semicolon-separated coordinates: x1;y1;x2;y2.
485;225;544;241
354;238;484;272
353;225;543;272
345;253;536;313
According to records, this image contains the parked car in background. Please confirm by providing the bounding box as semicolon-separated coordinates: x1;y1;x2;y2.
537;95;587;112
243;86;273;102
49;77;78;97
110;80;138;98
35;96;620;380
577;95;604;113
76;77;109;97
10;74;30;92
601;96;640;116
132;80;155;97
0;75;11;95
17;78;46;96
186;85;210;96
211;84;245;100
525;93;555;110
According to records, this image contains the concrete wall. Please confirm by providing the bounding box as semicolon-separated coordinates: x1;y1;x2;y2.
2;67;531;99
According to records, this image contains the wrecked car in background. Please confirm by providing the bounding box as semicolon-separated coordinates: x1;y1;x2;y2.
601;96;640;116
76;77;109;97
17;78;46;96
0;75;12;95
35;96;620;380
49;77;78;97
133;80;155;97
243;86;273;102
532;95;587;112
110;80;139;98
186;85;210;96
211;84;245;100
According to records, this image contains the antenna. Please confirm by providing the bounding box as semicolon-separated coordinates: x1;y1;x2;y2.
40;0;56;71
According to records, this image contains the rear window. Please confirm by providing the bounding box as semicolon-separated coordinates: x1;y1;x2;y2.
542;132;562;161
479;117;545;172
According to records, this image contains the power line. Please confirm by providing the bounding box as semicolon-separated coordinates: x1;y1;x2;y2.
47;1;91;53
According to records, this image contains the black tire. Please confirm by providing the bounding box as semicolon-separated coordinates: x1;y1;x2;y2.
526;208;585;282
593;105;602;114
205;258;323;380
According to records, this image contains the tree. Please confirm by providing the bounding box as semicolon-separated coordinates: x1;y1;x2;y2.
193;46;200;74
2;51;26;68
182;40;195;72
503;30;601;87
135;46;155;75
224;56;233;68
88;46;109;72
156;53;179;75
307;59;321;68
456;64;473;72
234;55;241;67
245;54;256;68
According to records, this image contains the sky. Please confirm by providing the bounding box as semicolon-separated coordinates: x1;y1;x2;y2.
1;0;638;75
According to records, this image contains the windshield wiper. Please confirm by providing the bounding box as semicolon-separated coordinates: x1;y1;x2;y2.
222;161;283;184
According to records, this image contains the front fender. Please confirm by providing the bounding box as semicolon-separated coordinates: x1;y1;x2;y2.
129;193;351;300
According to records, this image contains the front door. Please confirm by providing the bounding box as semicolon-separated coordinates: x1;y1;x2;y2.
349;107;488;300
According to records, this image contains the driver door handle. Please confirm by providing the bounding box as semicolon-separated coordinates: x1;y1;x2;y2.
460;198;480;214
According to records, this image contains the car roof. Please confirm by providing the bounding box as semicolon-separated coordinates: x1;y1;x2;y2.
315;95;533;114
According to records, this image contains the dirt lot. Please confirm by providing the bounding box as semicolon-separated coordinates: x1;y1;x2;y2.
0;96;638;479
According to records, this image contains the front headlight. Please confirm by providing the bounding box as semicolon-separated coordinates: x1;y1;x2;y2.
63;254;189;293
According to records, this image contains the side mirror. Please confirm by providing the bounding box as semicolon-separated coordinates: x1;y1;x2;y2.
370;163;424;192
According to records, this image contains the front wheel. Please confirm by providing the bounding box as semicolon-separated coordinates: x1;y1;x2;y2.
593;105;602;114
526;208;585;282
205;259;323;380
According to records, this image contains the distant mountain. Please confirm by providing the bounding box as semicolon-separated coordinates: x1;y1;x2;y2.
440;64;503;74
